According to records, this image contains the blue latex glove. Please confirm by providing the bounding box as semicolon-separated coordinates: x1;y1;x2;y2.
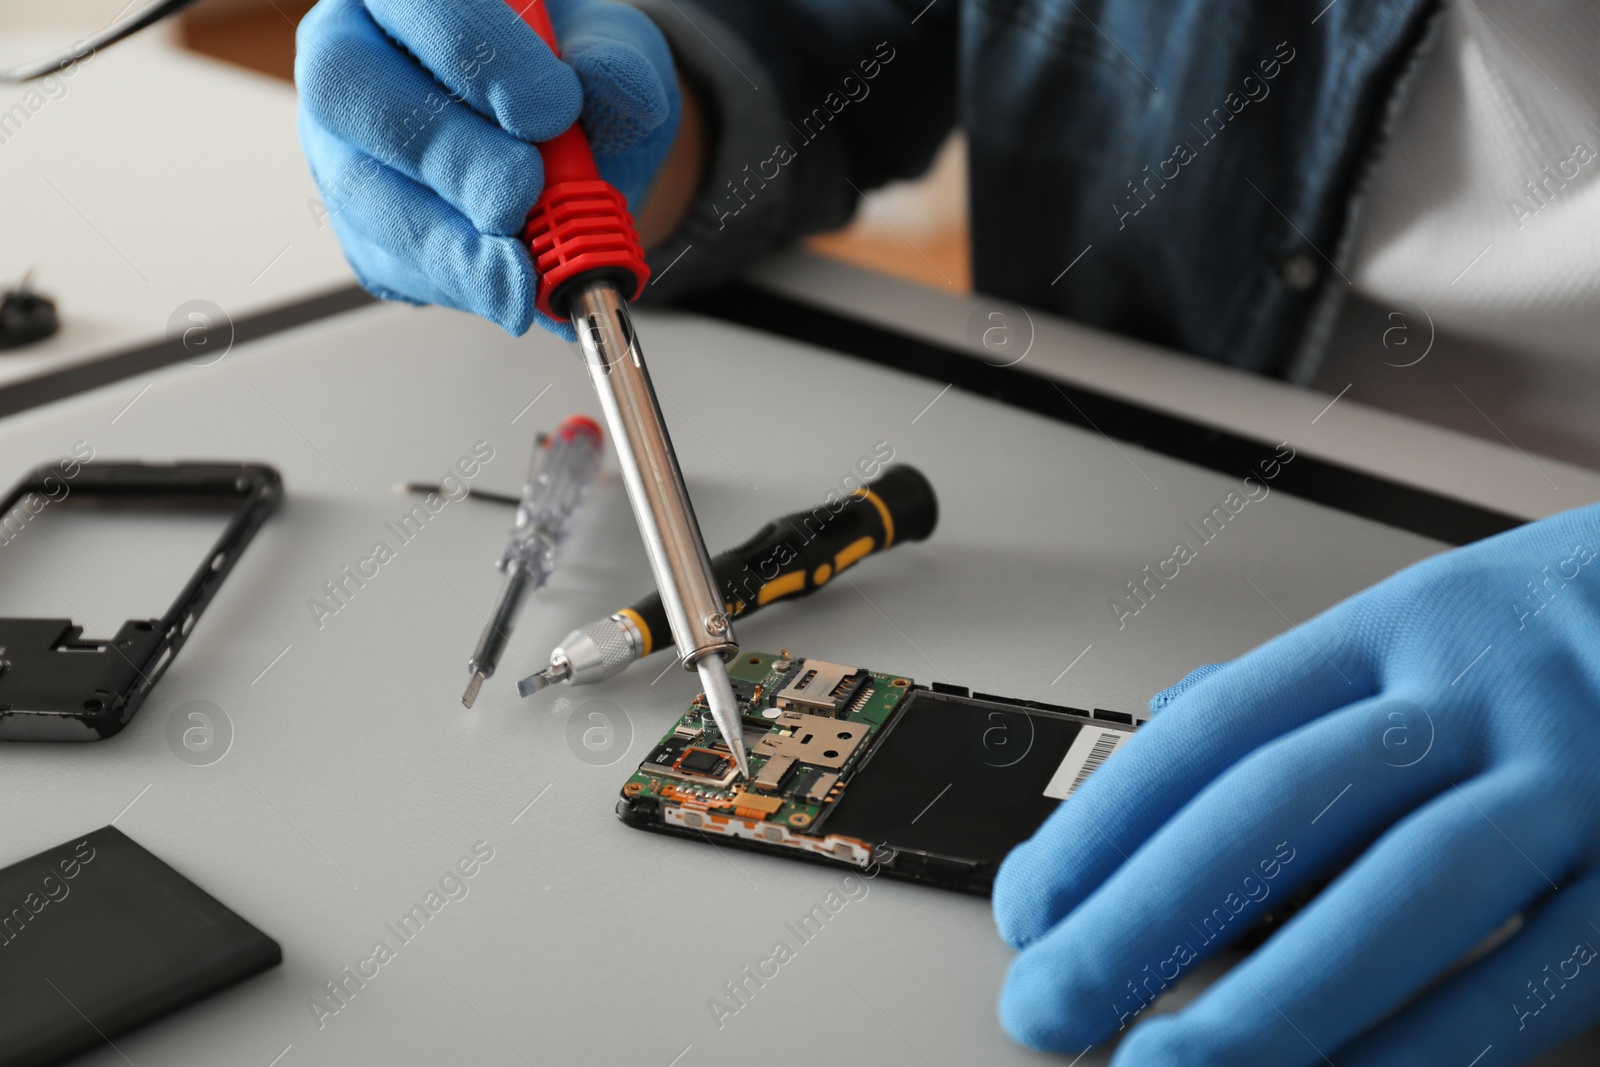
295;0;679;338
994;501;1600;1066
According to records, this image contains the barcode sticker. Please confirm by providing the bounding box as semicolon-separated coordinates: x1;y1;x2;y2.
1043;726;1129;800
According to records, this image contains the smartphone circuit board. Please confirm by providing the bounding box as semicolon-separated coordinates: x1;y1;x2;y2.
620;651;913;866
617;650;1144;892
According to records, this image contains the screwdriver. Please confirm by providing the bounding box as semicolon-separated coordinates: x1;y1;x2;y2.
506;0;748;776
518;465;939;694
462;415;603;708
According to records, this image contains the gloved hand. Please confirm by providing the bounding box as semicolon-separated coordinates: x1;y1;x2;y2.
994;501;1600;1066
295;0;679;338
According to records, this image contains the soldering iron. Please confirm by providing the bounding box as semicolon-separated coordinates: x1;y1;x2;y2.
503;0;752;777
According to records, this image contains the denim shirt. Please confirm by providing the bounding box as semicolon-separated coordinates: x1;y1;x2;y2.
634;0;1444;380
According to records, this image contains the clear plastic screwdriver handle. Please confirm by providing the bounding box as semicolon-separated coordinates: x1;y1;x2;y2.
501;415;604;583
463;414;603;704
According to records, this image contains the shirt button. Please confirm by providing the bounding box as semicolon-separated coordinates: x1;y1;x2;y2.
1278;253;1319;291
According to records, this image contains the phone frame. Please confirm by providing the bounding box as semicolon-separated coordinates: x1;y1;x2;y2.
0;461;282;741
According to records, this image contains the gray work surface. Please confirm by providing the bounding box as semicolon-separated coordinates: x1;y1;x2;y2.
0;298;1592;1066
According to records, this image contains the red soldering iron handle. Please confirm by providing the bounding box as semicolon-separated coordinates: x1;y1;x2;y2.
508;0;651;321
512;0;595;189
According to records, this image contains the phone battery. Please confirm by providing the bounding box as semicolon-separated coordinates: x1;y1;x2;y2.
0;826;280;1067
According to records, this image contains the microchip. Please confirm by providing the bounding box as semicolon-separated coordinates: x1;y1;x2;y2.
645;737;688;768
676;748;730;778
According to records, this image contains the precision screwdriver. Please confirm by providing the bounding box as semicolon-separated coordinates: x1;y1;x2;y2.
519;465;939;695
505;0;749;776
461;415;603;708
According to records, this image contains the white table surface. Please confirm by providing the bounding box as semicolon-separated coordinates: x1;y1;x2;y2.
0;287;1591;1066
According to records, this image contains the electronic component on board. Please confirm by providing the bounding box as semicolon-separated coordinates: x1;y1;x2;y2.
775;659;870;716
677;748;730;778
753;710;867;769
751;755;796;793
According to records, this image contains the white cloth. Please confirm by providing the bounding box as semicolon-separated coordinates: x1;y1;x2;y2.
1323;0;1600;469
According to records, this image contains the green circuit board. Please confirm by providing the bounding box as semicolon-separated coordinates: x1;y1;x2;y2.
621;651;912;843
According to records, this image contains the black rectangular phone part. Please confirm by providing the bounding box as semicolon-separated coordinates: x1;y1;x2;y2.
0;825;281;1067
809;688;1131;891
0;461;282;741
616;651;1139;895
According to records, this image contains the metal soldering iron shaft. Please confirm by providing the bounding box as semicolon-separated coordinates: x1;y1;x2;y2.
566;277;746;777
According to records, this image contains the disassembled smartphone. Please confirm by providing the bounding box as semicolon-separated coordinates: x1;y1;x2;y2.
618;650;1145;894
0;461;281;741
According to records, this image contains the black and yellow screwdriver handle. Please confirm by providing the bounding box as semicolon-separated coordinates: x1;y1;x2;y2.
617;465;938;658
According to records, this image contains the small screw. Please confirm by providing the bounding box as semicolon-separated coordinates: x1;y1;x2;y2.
704;612;729;636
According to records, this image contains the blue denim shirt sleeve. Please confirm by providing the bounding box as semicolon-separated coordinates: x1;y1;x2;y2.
636;0;1442;380
964;0;1443;378
630;0;957;302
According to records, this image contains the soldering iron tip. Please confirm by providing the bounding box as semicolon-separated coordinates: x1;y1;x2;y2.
697;658;749;779
462;671;485;709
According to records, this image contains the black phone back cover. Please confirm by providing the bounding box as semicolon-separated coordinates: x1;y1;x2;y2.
0;825;280;1066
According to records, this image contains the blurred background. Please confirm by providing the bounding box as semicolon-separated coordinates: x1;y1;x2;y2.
0;0;971;292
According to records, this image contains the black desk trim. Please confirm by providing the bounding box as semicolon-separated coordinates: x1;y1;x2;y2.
0;285;376;421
